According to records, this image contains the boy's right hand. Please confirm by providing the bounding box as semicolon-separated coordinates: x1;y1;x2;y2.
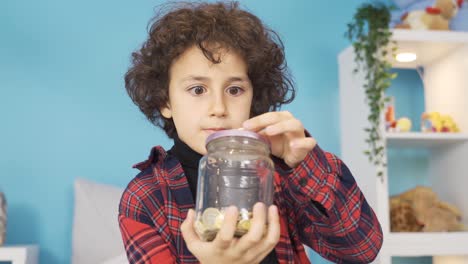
181;203;280;264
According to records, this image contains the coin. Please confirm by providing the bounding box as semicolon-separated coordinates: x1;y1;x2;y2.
194;219;206;236
202;207;221;229
239;208;251;220
237;219;251;231
214;211;224;229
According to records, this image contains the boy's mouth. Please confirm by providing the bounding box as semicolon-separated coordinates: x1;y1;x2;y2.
203;128;226;134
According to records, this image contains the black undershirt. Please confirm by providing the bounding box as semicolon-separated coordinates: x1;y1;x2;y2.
168;135;279;264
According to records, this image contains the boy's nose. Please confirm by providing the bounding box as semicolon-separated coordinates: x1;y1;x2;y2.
209;94;227;117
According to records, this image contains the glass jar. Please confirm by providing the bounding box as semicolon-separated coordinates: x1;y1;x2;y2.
194;129;274;241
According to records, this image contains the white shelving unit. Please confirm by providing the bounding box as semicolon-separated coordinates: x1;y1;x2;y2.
0;245;39;264
386;232;468;256
339;29;468;264
386;132;468;148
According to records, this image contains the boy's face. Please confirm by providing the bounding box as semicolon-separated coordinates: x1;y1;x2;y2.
162;45;253;154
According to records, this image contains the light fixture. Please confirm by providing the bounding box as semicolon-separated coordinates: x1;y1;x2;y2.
395;52;417;63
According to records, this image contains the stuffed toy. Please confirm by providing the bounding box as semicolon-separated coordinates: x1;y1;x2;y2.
390;186;466;232
385;101;397;131
395;0;463;30
384;101;412;132
440;115;460;132
421;111;461;132
396;117;412;132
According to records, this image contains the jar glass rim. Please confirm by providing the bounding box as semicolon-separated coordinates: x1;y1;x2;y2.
205;129;270;147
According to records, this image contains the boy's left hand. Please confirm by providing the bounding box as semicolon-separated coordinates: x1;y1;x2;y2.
242;111;316;168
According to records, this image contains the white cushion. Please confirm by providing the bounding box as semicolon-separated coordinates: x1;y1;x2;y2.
100;253;129;264
72;178;128;264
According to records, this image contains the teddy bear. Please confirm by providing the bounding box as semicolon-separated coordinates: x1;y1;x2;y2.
390;186;466;232
395;0;463;30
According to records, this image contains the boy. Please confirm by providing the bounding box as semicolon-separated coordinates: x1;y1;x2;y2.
119;2;383;263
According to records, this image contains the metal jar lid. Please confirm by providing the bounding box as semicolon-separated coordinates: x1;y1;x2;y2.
205;129;270;147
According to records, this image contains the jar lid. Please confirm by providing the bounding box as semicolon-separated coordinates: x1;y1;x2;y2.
206;129;270;146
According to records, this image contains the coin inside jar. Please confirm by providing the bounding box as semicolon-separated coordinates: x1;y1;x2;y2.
195;207;257;241
202;207;222;229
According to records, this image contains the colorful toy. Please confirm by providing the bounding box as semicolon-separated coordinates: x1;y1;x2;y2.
421;111;460;132
396;117;412;132
395;0;463;30
421;112;442;132
440;115;460;132
384;98;413;132
385;100;397;131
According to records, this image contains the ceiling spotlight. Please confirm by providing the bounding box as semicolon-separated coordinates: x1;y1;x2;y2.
395;52;417;63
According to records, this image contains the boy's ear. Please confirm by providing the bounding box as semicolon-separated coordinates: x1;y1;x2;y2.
160;104;172;118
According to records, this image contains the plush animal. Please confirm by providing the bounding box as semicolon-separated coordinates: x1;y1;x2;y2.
390;186;466;232
440;115;460;132
385;102;397;131
422;112;442;132
390;197;423;232
384;101;412;132
421;112;460;132
396;117;412;132
395;0;463;30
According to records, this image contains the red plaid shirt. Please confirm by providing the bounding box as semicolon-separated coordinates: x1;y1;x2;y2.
119;145;383;263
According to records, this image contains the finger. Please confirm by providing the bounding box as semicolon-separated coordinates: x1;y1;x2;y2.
242;111;293;132
181;209;202;250
284;138;317;168
290;137;317;151
213;206;238;249
251;205;281;263
265;205;281;245
263;118;304;137
237;202;267;252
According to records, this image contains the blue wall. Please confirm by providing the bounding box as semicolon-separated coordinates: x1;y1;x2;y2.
0;0;402;263
387;69;430;197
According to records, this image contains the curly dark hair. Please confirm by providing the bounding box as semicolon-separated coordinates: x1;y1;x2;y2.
125;1;295;138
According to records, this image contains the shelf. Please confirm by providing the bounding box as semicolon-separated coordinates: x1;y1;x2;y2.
386;232;468;256
339;28;468;263
385;132;468;148
0;245;38;264
387;29;468;69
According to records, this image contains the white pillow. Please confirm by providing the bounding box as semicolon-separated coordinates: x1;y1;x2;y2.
72;178;128;264
100;253;129;264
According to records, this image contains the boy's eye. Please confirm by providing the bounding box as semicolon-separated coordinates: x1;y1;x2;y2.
189;86;206;95
227;86;244;96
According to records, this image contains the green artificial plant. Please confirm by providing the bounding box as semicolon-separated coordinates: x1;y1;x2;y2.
345;2;397;179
